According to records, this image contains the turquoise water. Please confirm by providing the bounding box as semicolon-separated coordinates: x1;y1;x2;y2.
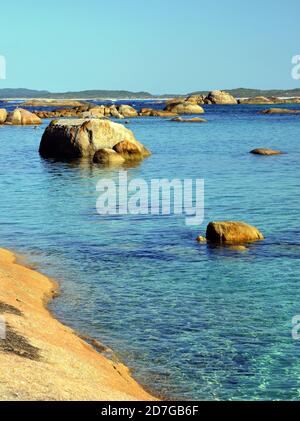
0;103;300;400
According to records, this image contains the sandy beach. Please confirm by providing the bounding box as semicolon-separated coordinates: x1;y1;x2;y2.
0;248;155;401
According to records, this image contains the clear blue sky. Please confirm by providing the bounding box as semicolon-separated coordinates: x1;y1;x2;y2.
0;0;300;93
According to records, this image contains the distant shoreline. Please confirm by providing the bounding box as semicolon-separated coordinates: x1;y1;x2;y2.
1;87;300;101
2;95;300;103
1;97;170;102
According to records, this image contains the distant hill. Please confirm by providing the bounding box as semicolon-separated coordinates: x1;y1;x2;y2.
0;88;50;98
0;88;156;99
0;87;300;100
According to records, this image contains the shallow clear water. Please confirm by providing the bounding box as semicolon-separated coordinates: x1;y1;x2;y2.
0;103;300;400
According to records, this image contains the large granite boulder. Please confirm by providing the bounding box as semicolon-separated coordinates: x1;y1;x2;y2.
87;106;105;117
81;106;106;119
205;90;237;104
39;118;151;161
185;95;205;104
6;108;41;125
286;98;300;103
113;139;151;161
206;221;264;244
165;101;204;114
92;148;125;166
0;109;7;124
165;97;185;105
117;105;138;118
108;107;122;119
139;108;153;116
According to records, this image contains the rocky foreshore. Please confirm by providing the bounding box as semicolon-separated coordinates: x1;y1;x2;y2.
0;248;155;401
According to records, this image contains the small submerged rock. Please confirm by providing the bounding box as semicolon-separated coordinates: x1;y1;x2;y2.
206;221;264;244
228;245;249;252
260;108;300;114
171;117;207;123
250;148;284;155
196;235;207;243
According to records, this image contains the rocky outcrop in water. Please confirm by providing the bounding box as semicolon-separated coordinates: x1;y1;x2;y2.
171;117;207;123
206;221;264;244
165;90;238;106
0;108;7;124
164;100;205;115
117;105;138;118
21;99;86;107
239;96;274;105
34;104;138;120
250;148;284;155
239;97;300;105
185;92;300;105
284;98;300;103
0;108;41;125
185;95;205;104
139;108;177;117
39;118;151;165
204;90;237;105
260;108;300;114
